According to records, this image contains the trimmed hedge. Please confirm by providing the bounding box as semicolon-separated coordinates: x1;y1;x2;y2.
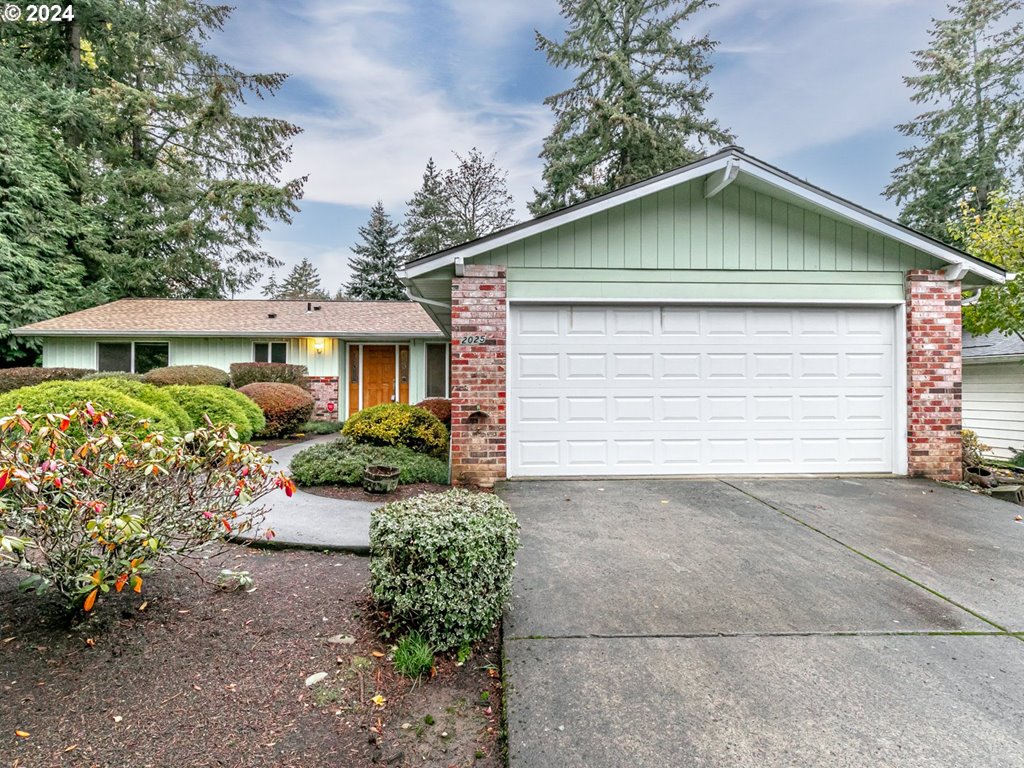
239;382;314;438
370;489;519;651
0;367;94;394
296;420;344;436
229;362;309;389
289;438;448;486
93;379;195;433
343;403;448;458
143;365;230;387
414;398;452;428
81;371;146;382
0;381;179;434
163;385;265;441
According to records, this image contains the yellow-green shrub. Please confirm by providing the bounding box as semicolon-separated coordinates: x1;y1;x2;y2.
343;403;448;458
0;381;179;434
163;385;265;441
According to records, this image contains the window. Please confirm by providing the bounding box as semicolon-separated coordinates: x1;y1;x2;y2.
254;342;287;364
425;343;449;398
97;341;169;373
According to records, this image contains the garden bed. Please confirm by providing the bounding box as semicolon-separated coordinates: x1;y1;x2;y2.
0;547;503;767
304;481;452;503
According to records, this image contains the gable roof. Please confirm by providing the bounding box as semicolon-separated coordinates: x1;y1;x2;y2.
399;146;1008;285
13;299;446;338
964;330;1024;362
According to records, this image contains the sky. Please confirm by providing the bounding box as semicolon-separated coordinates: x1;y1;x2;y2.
209;0;952;298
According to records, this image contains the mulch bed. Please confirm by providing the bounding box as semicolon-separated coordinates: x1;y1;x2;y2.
0;547;503;767
303;482;452;503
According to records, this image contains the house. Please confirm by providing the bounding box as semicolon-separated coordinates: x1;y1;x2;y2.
13;299;449;420
963;331;1024;460
399;146;1007;486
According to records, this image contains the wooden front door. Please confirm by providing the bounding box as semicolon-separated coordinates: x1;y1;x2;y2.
360;345;397;413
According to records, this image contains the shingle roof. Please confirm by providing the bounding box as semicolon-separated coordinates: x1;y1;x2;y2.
963;331;1024;360
13;299;445;338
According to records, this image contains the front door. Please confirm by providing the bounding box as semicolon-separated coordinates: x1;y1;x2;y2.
361;345;397;412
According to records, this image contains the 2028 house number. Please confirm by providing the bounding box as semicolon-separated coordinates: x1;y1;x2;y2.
460;335;487;345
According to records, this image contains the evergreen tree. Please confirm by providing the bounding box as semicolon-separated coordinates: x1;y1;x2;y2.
886;0;1024;242
263;258;329;300
345;202;406;300
530;0;733;215
404;158;450;259
442;149;518;243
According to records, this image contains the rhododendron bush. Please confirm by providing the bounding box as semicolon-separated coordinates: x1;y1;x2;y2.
0;405;294;614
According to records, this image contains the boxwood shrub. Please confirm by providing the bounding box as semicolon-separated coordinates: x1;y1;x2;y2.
81;371;146;382
414;398;452;428
289;437;448;486
229;362;309;389
370;489;519;651
238;382;314;438
163;385;265;441
343;403;448;458
0;367;94;394
0;381;180;434
92;379;195;433
143;365;230;387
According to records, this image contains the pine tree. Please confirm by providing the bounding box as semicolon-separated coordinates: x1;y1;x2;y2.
886;0;1024;242
265;258;329;300
404;158;450;260
442;149;517;243
530;0;733;215
345;202;406;300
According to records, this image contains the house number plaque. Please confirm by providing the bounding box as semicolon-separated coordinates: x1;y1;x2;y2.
460;335;487;345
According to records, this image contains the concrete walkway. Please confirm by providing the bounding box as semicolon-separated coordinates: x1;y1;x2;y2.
235;436;376;553
500;478;1024;767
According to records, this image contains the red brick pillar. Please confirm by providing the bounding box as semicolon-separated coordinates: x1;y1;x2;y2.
305;376;340;422
906;270;962;481
450;265;507;487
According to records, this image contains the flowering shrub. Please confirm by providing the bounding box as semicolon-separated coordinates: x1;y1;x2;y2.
229;362;309;389
0;406;294;613
238;382;314;438
0;367;94;394
343;403;448;458
289;438;448;486
163;385;266;442
370;489;519;651
414;398;452;428
143;365;230;387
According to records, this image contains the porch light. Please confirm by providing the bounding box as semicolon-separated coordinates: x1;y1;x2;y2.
313;338;325;354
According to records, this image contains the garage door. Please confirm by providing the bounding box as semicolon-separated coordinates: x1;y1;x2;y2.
508;305;898;477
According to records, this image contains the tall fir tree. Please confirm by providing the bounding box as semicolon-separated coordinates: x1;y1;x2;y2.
345;202;406;300
403;158;450;259
442;149;517;243
530;0;733;215
263;258;329;300
886;0;1024;242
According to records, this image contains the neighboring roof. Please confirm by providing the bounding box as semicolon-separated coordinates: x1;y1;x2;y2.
13;299;446;338
400;146;1008;285
963;330;1024;362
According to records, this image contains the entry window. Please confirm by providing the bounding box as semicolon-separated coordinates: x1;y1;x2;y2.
425;343;449;398
254;341;287;364
97;341;169;373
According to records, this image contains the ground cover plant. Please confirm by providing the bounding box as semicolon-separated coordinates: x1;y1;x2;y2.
289;438;449;487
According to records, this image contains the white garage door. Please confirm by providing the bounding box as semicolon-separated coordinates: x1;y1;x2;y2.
508;305;898;477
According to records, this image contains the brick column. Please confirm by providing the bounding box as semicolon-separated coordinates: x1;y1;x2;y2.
906;270;962;481
450;265;507;487
305;376;340;422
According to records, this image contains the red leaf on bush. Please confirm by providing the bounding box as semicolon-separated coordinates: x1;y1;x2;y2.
114;574;128;593
0;472;9;492
60;418;70;431
222;519;232;533
83;588;98;612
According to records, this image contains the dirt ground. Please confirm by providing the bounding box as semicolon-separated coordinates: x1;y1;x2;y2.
303;482;452;503
0;548;503;768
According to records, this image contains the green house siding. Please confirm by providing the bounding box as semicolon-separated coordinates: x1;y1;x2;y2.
465;180;946;303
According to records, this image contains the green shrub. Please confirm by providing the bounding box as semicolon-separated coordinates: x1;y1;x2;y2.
392;632;434;678
343;403;448;458
143;365;230;387
370;489;519;651
238;382;314;438
81;371;146;382
414;398;452;428
163;385;265;441
962;429;989;467
0;367;94;394
91;379;194;433
0;381;179;434
295;420;344;435
289;438;448;486
229;362;309;389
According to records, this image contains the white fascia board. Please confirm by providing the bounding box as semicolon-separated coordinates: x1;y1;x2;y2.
13;330;446;339
401;155;733;280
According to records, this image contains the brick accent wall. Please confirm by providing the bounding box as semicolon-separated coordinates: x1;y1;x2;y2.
450;265;507;487
305;376;340;422
906;270;962;482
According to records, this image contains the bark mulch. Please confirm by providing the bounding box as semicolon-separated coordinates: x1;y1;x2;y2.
0;547;503;767
303;483;452;503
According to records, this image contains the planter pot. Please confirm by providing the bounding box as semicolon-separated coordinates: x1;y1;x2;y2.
965;466;998;488
363;465;400;494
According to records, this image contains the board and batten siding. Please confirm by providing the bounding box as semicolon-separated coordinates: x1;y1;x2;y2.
963;361;1024;460
470;180;945;302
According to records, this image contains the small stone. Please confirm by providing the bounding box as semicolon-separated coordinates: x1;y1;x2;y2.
328;635;356;645
558;725;564;731
400;722;412;730
305;672;328;687
112;715;122;724
441;731;449;738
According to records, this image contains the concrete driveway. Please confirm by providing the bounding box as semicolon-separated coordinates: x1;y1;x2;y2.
499;478;1024;767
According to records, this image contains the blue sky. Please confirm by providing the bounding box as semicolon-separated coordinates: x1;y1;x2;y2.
209;0;948;297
